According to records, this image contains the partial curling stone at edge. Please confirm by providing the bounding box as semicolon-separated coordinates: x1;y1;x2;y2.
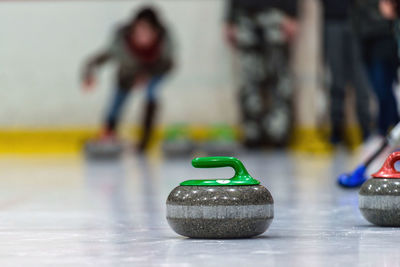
359;152;400;226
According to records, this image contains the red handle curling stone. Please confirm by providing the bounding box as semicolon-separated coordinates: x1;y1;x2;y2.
360;151;400;226
372;152;400;179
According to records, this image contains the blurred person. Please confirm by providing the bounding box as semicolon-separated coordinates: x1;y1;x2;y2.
380;0;400;55
380;0;400;19
224;0;298;148
353;0;399;137
380;0;400;62
82;6;174;152
322;0;373;145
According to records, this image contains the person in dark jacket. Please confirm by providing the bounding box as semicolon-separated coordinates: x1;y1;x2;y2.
82;7;174;152
380;0;400;54
354;0;399;137
224;0;298;148
322;0;373;144
373;0;400;136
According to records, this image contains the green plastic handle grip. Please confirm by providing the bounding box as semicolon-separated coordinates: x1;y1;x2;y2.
180;157;260;186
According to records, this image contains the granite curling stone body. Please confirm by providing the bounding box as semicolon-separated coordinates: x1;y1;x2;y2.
166;157;274;238
359;152;400;226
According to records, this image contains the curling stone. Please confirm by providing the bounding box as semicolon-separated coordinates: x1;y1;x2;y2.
359;152;400;226
200;141;241;156
166;157;273;238
200;124;240;156
84;139;123;159
162;140;195;157
162;124;195;157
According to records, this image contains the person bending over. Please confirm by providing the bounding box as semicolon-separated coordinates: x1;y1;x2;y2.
82;7;174;152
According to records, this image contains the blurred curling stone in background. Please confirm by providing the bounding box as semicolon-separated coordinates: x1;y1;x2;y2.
198;124;241;156
84;137;124;160
162;124;195;157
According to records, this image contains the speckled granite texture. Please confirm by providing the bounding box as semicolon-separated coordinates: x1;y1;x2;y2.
359;178;400;226
167;185;273;238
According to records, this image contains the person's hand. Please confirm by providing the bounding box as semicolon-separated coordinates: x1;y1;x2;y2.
380;0;398;20
224;23;237;47
282;16;298;43
82;75;96;92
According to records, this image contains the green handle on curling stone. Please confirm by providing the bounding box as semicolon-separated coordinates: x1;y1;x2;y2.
180;157;260;186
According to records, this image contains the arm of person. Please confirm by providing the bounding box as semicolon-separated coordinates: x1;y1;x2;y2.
223;0;238;46
156;31;176;76
280;0;299;42
81;28;123;91
81;51;112;91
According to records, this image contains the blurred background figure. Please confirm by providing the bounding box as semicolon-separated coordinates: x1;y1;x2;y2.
353;0;399;138
321;0;372;146
224;0;298;148
4;0;398;155
380;0;400;42
380;0;400;57
82;6;174;152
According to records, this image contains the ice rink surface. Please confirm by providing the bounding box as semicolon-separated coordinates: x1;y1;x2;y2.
0;150;400;266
